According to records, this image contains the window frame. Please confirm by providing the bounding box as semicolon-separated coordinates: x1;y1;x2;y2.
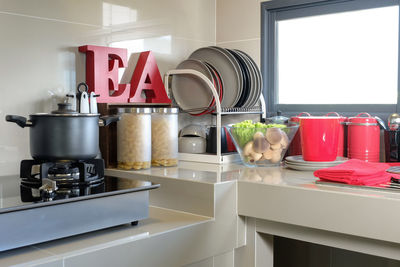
261;0;400;117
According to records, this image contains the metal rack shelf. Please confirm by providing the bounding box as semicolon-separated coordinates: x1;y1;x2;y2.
164;68;266;164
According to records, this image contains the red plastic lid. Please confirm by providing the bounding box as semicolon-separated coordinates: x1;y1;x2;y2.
348;113;377;124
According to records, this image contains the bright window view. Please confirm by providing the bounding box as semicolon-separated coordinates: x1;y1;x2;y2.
277;6;399;104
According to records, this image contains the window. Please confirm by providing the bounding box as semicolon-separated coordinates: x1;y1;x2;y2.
261;0;400;116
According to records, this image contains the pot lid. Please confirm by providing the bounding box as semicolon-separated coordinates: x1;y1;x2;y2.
348;112;377;124
32;103;99;117
51;103;78;114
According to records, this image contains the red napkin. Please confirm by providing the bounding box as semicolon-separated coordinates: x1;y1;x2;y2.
313;159;400;186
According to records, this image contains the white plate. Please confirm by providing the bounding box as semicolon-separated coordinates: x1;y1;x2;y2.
285;155;348;166
171;59;214;114
284;162;329;171
189;47;241;108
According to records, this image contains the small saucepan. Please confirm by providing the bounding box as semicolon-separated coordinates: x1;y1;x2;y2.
6;103;119;160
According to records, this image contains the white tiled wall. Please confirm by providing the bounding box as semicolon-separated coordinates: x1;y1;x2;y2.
0;0;216;175
216;0;264;67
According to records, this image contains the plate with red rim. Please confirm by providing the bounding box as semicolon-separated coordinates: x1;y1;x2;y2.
189;47;241;108
204;62;223;113
171;59;216;115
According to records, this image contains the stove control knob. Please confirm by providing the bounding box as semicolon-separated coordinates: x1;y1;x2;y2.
39;178;58;201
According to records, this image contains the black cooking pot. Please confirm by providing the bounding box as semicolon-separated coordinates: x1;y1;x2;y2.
6;103;119;160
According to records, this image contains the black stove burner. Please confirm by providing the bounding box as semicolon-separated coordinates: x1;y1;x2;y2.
20;159;105;202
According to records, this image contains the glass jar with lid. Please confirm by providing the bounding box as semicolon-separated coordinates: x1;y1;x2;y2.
116;108;152;170
151;108;179;167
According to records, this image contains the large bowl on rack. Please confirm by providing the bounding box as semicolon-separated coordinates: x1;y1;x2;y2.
227;122;299;167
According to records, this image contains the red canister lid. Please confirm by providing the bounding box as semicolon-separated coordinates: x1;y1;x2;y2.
348;112;377;124
290;112;311;123
325;112;347;123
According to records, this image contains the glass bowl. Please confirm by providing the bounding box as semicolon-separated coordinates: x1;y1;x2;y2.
227;123;299;167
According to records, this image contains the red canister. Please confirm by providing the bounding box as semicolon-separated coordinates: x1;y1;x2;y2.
288;112;311;156
300;116;341;161
325;112;347;157
347;113;380;162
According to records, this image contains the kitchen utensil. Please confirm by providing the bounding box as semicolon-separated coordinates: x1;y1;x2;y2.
179;136;206;154
227;49;251;107
206;126;234;154
265;114;289;124
285;155;348;165
384;130;400;162
227;123;299;167
285;155;348;171
388;113;400;130
234;50;262;108
89;92;99;114
171;59;216;115
347;113;380;162
5;103;119;160
66;91;77;112
211;46;243;106
152;108;179;167
180;124;207;139
288;112;310;156
204;62;224;108
387;166;400;174
189;47;240;107
80;91;89;113
325;112;347;157
235;50;256;108
300;116;341;161
374;116;387;130
76;82;89;113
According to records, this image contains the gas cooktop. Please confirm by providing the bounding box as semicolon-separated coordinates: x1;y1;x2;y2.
0;173;159;252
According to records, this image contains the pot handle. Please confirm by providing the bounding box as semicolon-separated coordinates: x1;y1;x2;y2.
5;115;32;128
99;115;120;127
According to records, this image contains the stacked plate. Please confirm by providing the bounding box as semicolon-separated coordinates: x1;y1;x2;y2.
171;46;262;115
285;156;348;171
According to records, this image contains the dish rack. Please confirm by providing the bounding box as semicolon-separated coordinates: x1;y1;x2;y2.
164;69;267;164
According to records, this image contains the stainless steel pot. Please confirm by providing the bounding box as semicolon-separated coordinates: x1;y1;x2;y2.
6;103;119;160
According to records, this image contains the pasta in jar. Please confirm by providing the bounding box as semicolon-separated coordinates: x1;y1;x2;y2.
151;108;178;167
117;108;152;170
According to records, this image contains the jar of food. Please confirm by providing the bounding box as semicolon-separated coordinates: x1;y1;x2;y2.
151;108;179;167
117;108;152;170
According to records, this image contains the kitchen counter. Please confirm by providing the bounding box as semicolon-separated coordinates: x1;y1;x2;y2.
2;161;400;266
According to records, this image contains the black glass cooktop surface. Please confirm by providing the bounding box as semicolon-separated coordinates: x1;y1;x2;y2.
0;175;159;214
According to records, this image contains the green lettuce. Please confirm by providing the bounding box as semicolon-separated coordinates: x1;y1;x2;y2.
231;120;286;147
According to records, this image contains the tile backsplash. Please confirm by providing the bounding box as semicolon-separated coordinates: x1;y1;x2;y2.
0;0;216;175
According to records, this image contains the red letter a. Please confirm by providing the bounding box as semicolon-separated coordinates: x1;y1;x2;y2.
128;51;171;104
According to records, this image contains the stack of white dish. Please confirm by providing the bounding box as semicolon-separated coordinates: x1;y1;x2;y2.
284;156;348;171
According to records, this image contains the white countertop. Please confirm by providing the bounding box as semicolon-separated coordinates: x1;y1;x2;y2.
3;161;400;265
0;206;211;266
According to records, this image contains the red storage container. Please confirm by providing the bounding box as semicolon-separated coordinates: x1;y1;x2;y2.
347;113;380;162
288;112;310;156
325;112;347;157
